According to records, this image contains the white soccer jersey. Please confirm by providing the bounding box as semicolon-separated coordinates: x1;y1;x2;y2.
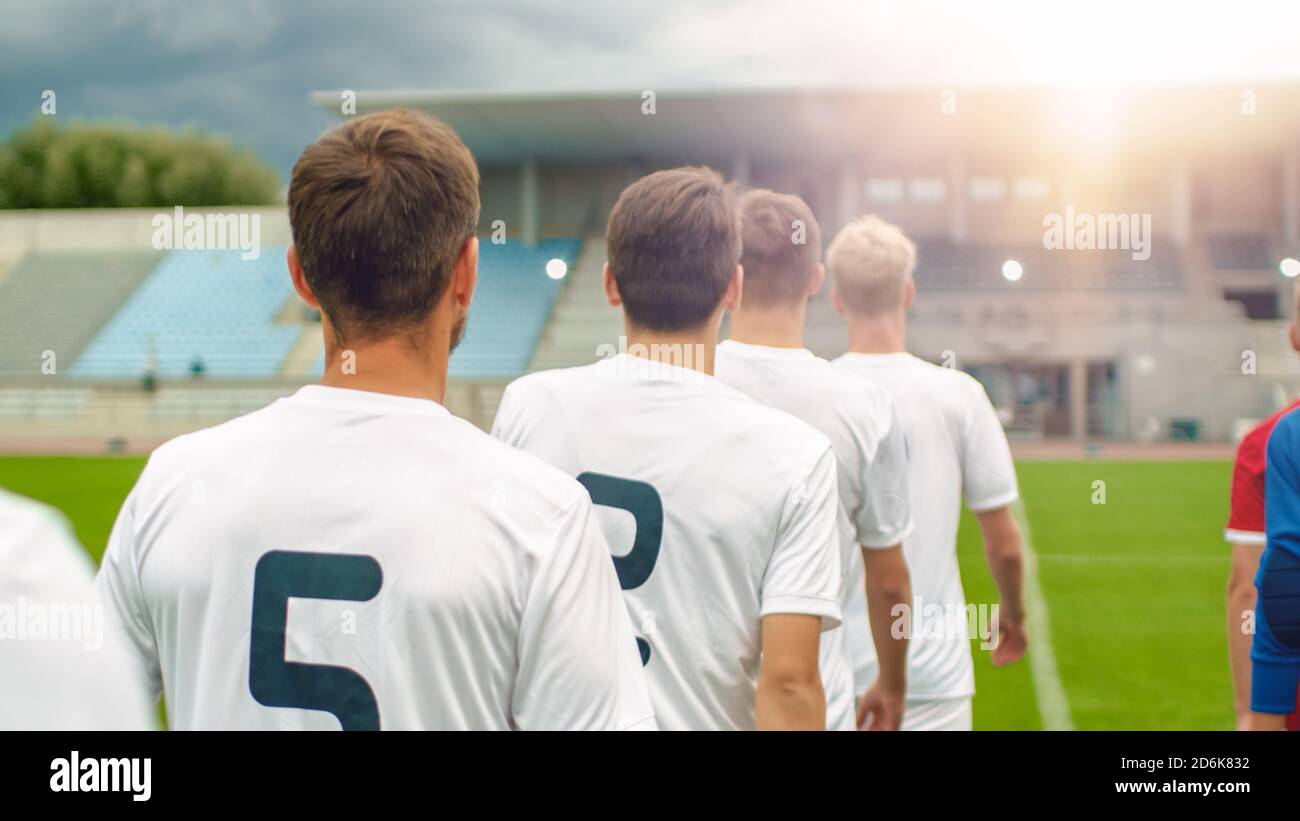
0;489;155;730
833;352;1019;700
96;385;655;731
492;353;843;730
716;340;913;729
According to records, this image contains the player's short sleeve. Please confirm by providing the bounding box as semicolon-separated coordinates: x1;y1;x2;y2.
853;399;914;549
95;486;163;704
490;380;534;449
1226;428;1268;544
513;492;657;730
760;444;843;630
1263;410;1300;591
1252;410;1300;711
960;376;1019;512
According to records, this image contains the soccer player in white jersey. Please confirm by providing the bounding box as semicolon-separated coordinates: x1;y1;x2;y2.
492;167;842;730
827;216;1028;731
0;488;155;729
96;109;654;731
715;189;913;731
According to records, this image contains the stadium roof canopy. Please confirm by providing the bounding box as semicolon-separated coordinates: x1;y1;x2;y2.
311;85;1300;167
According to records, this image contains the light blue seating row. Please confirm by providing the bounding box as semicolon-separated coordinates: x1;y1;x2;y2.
71;249;298;378
0;250;160;377
311;239;578;378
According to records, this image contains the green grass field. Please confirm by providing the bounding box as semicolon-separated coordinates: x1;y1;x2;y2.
0;455;1236;730
959;460;1234;730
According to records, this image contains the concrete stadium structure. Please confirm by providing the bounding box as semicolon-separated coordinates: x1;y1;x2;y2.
3;85;1300;450
316;85;1300;442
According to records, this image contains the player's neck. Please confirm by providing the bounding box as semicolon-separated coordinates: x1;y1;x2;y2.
623;320;718;375
845;310;907;355
318;333;450;404
727;304;807;350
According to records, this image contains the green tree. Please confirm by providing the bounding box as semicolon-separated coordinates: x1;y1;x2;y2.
116;155;151;207
40;143;78;207
0;118;279;208
0;147;16;209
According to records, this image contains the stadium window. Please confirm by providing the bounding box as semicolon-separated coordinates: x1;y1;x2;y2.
1013;176;1050;200
968;177;1007;202
865;178;905;204
908;177;947;203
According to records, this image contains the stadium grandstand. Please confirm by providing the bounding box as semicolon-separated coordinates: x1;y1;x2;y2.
4;85;1300;451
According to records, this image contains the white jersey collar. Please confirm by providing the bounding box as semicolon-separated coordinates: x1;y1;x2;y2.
718;339;816;361
837;351;914;364
599;352;715;383
290;384;452;417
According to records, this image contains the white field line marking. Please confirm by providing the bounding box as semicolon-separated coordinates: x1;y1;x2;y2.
1013;499;1074;731
1038;554;1222;564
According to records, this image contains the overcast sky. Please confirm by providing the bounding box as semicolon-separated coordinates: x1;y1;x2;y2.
4;0;1300;177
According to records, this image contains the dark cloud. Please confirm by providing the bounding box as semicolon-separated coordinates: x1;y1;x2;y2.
0;0;725;174
3;0;1300;177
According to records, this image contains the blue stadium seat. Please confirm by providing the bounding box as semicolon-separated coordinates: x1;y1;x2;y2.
309;238;578;379
0;250;160;377
71;249;299;379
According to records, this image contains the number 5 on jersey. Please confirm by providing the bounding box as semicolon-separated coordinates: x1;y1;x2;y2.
249;551;383;730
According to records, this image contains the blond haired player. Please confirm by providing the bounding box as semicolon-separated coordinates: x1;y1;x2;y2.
828;215;1028;731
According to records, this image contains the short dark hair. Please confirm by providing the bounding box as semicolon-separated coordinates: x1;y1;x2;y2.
288;108;480;343
605;166;740;331
738;189;821;307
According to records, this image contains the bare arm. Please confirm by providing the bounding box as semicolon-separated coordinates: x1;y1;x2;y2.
857;545;910;730
1227;543;1264;730
976;505;1027;666
756;613;825;730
